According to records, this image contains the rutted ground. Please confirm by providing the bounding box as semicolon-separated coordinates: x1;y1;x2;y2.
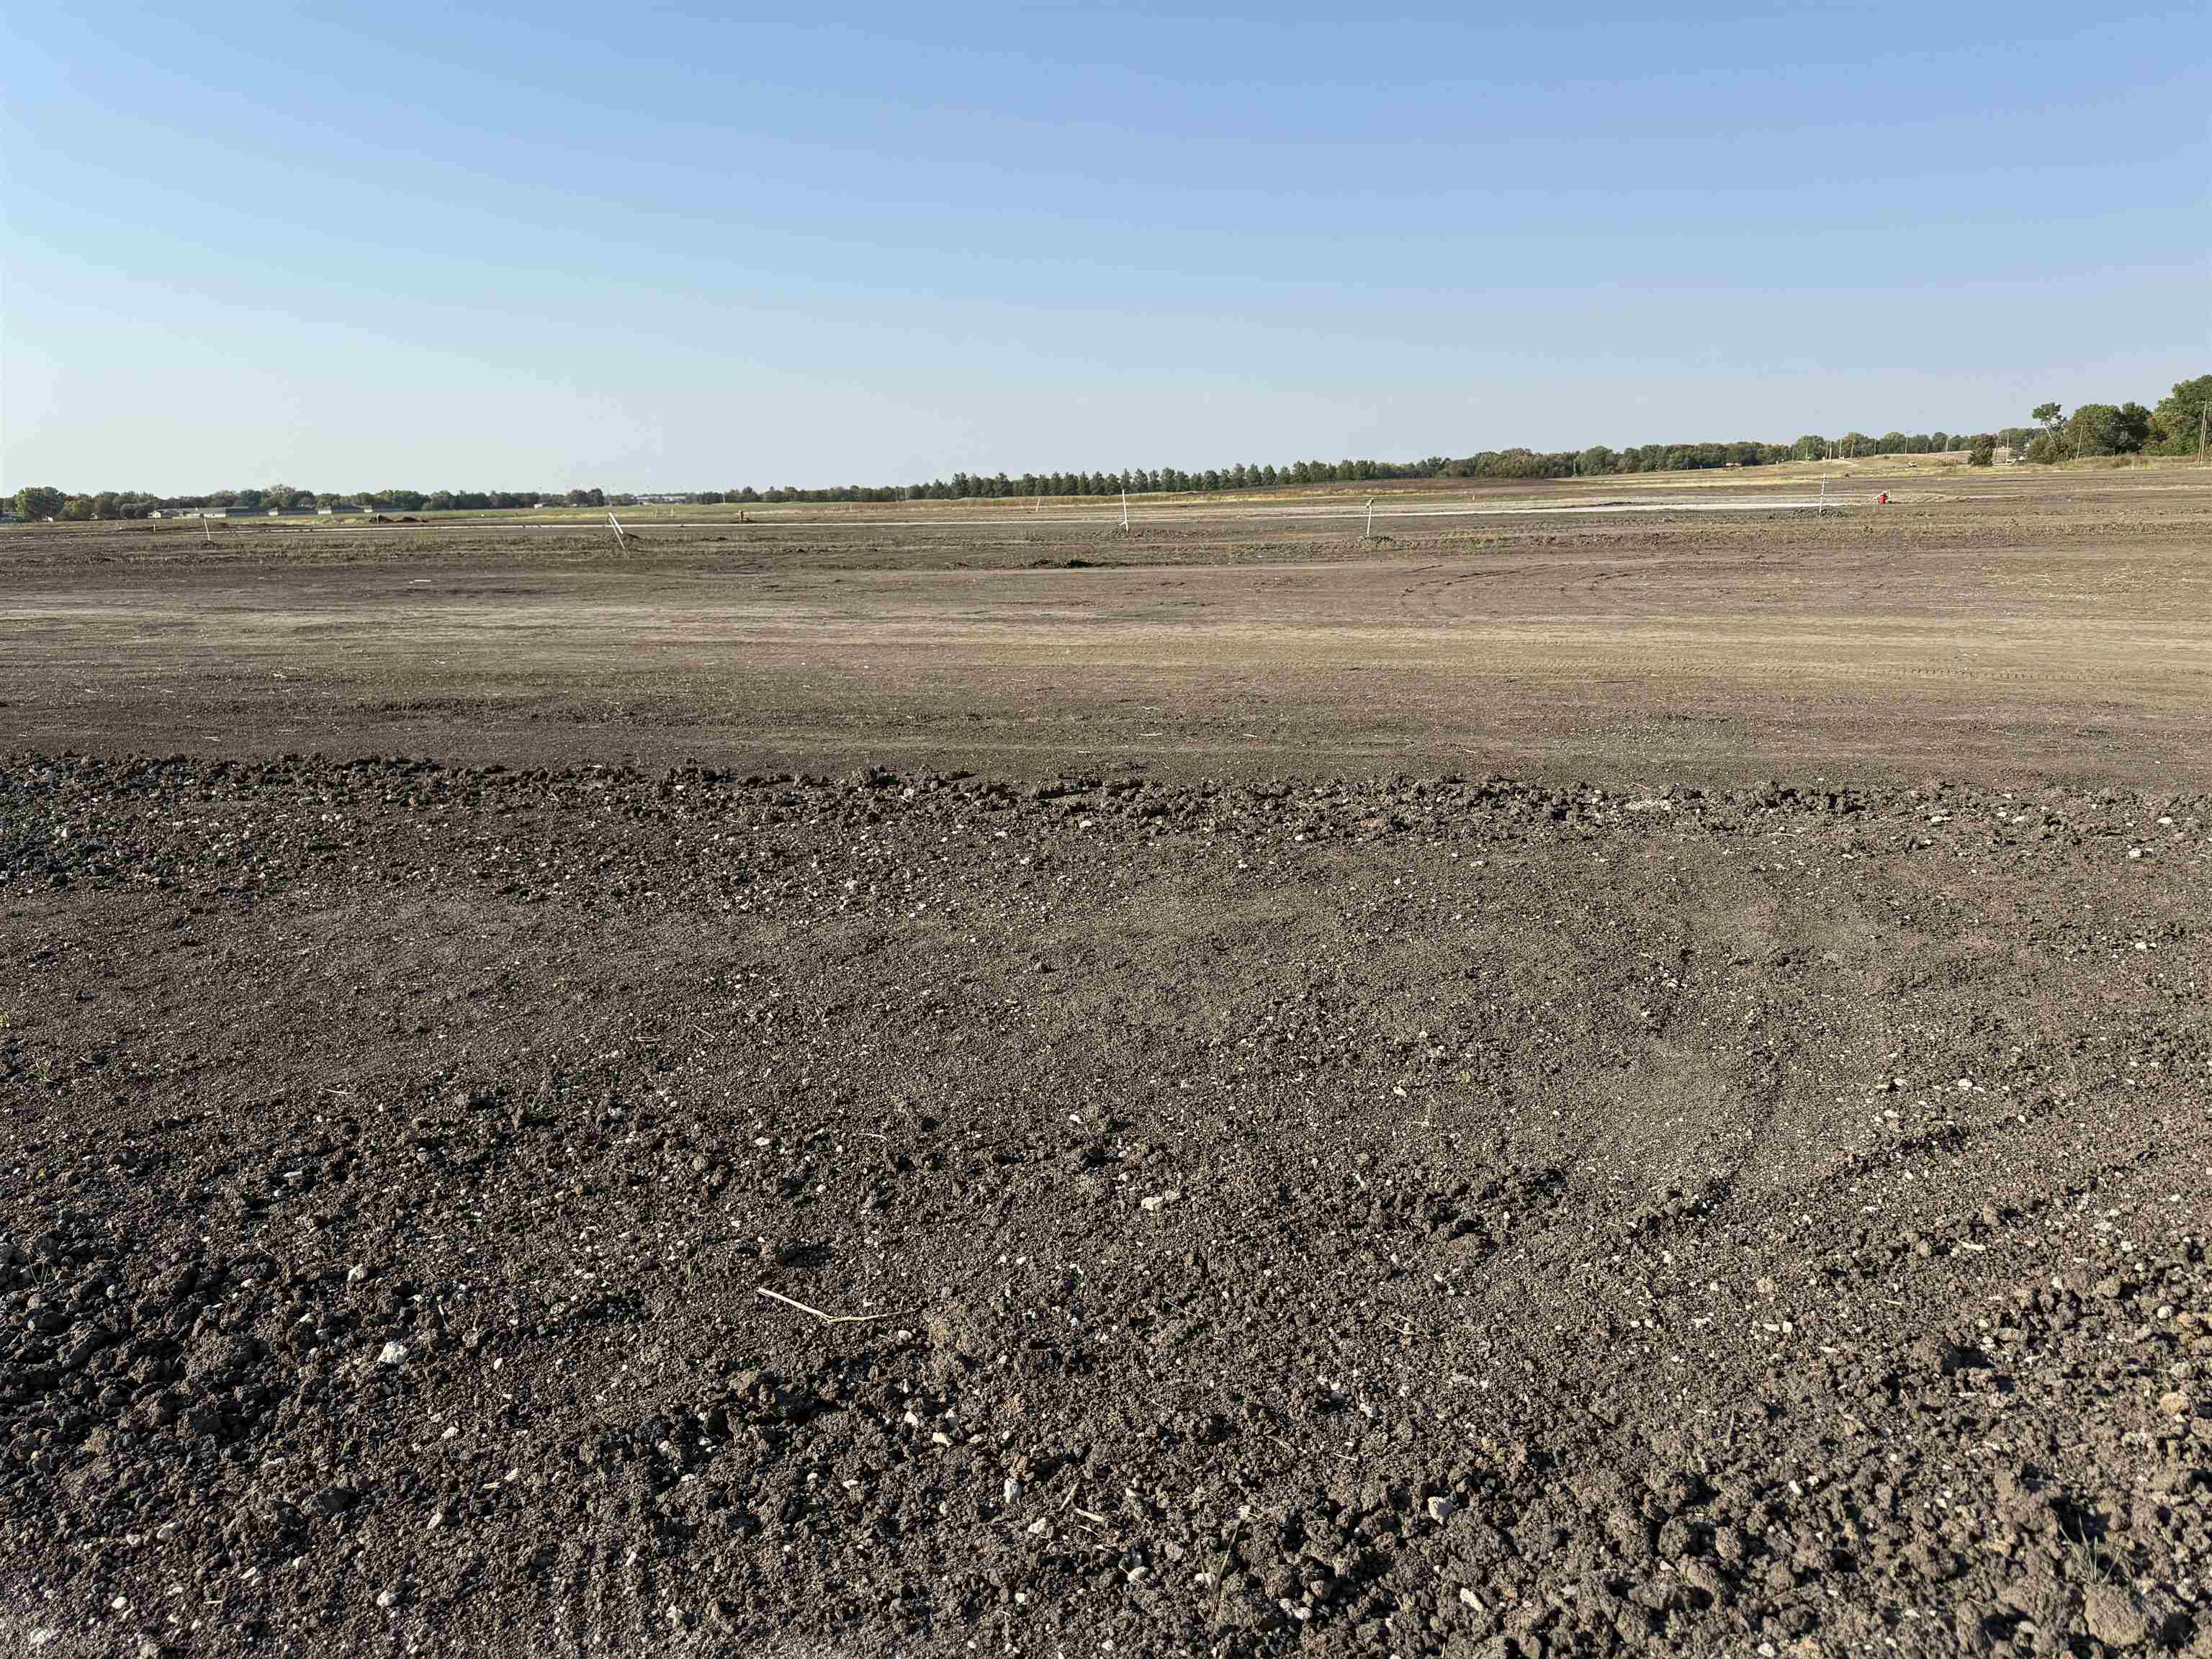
3;755;2208;1657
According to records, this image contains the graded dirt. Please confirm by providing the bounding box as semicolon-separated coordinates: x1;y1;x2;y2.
1;471;2210;1658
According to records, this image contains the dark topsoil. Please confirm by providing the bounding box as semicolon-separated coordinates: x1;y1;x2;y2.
1;754;2208;1658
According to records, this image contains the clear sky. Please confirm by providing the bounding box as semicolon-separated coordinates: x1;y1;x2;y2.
4;1;2205;494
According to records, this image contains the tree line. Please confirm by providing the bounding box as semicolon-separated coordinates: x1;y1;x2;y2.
12;377;2206;521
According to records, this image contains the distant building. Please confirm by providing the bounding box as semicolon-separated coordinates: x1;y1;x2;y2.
634;492;693;505
1993;446;2018;466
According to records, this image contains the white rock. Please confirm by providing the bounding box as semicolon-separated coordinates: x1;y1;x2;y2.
377;1341;409;1367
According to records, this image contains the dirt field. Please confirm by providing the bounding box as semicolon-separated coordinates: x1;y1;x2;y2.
5;468;2210;788
3;469;2211;1657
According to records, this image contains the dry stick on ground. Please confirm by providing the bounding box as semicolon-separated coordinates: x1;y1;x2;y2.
755;1285;902;1326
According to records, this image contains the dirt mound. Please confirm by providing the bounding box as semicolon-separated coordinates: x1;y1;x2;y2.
1;756;2207;1655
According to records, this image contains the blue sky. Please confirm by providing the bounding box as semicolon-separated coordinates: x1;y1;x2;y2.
4;1;2205;493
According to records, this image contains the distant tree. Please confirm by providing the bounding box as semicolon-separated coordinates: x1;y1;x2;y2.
2062;404;2140;457
2031;402;2064;437
14;485;66;520
58;495;96;521
2149;375;2212;453
1968;434;1996;467
1577;445;1615;476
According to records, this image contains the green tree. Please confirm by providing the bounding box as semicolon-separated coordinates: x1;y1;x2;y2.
14;485;66;520
2149;375;2212;452
1968;434;1996;467
2062;404;2146;457
2031;403;2063;437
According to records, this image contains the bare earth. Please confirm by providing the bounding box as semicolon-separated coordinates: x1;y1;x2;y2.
4;469;2208;786
2;469;2211;1658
